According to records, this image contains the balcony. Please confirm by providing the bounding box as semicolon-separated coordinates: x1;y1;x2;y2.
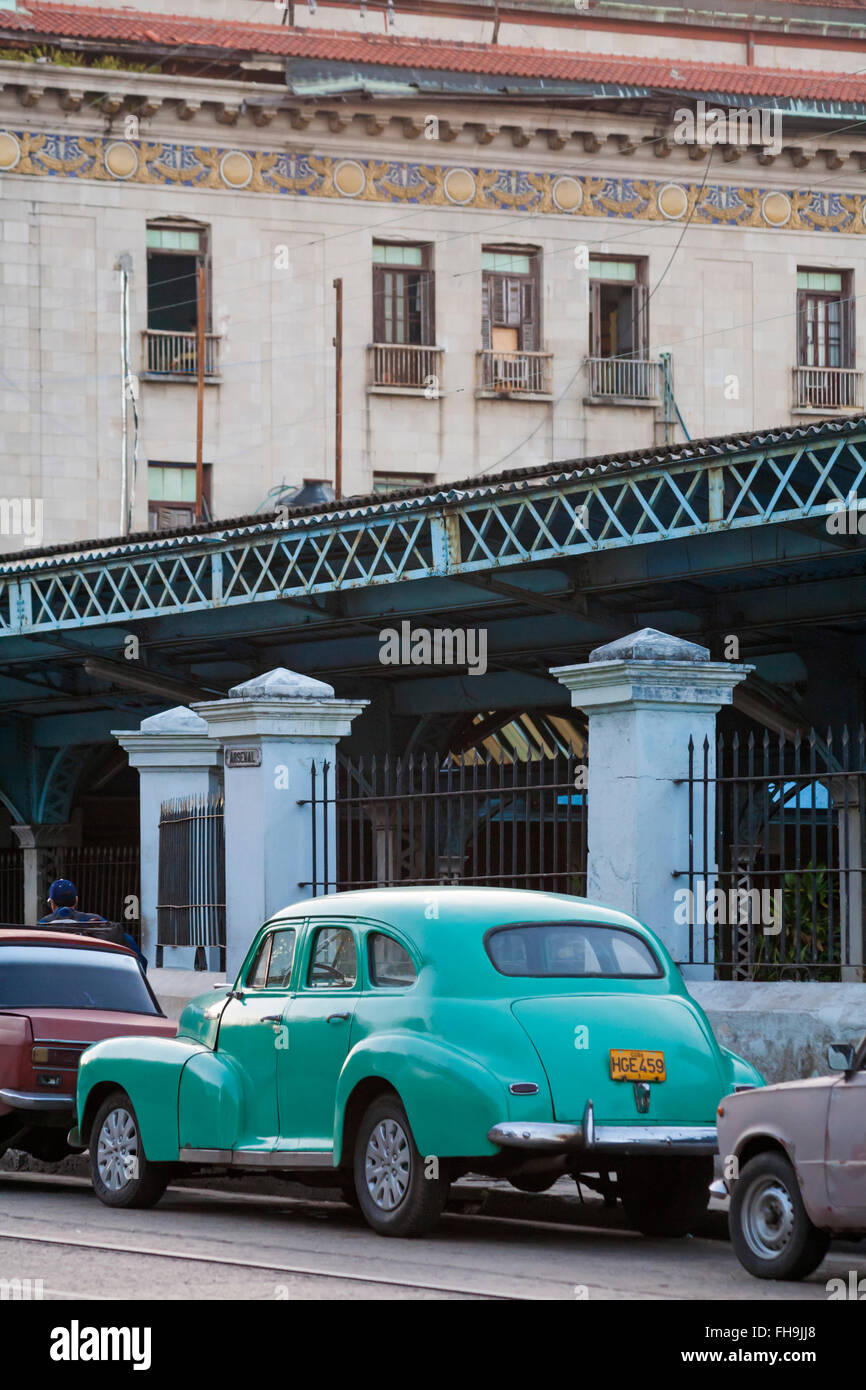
793;366;863;412
476;350;553;398
368;343;444;394
142;330;221;380
586;356;663;402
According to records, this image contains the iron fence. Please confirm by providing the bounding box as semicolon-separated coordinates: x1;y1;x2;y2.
301;751;588;896
157;795;225;956
54;844;140;931
676;728;866;980
0;848;23;922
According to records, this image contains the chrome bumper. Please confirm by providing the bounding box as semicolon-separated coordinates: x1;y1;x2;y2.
488;1101;717;1157
0;1087;74;1113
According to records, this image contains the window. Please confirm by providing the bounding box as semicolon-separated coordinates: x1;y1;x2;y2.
481;247;539;354
485;922;661;979
147;222;208;336
145;221;218;377
148;463;211;531
369;933;416;987
0;945;160;1013
308;926;357;988
589;258;648;360
372;471;433;496
247;928;296;988
797;269;853;369
372;242;434;346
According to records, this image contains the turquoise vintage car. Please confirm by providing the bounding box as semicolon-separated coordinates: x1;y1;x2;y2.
73;887;763;1237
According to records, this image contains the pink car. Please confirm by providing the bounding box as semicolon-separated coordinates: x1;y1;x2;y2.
0;928;176;1165
718;1035;866;1280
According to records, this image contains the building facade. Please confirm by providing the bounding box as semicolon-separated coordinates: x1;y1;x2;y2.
2;0;866;549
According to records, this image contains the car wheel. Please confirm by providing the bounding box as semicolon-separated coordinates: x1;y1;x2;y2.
730;1152;830;1280
353;1095;449;1237
89;1090;171;1210
620;1155;713;1238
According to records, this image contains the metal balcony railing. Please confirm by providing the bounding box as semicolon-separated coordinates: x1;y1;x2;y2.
477;350;553;396
586;356;663;401
793;366;863;411
142;329;221;378
369;343;443;390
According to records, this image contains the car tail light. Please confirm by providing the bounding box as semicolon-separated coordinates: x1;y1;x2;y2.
31;1045;84;1069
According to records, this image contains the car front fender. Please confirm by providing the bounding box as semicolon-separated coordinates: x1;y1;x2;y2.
76;1036;206;1162
333;1032;550;1165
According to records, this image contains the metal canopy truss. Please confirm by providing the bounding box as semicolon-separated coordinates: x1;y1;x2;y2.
2;417;865;637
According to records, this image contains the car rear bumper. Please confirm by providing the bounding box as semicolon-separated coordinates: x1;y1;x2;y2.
0;1087;75;1113
488;1101;717;1157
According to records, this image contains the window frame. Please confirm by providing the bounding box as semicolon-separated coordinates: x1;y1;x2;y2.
243;922;302;992
303;922;360;991
482;920;664;981
367;930;419;990
146;219;211;336
796;267;854;370
372;241;435;347
481;244;541;353
588;255;648;361
147;461;212;531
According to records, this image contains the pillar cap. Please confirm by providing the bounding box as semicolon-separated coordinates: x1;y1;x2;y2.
589;628;709;665
139;705;208;733
228;668;335;700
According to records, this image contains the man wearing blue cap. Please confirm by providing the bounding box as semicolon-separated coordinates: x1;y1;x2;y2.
40;878;147;970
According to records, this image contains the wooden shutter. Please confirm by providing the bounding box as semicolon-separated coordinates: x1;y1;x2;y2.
521;279;536;351
372;265;386;342
419;269;434;346
630;281;649;357
796;289;809;367
505;278;522;326
589;279;601;356
481;277;491;349
841;291;855;368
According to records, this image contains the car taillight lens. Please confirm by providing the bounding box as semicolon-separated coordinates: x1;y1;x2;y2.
31;1046;83;1069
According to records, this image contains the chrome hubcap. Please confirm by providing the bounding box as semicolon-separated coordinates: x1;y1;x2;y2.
365;1118;411;1211
742;1176;795;1259
97;1106;139;1191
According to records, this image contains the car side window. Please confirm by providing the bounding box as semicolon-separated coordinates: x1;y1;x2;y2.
266;929;296;988
308;926;357;988
247;935;272;989
369;932;416;987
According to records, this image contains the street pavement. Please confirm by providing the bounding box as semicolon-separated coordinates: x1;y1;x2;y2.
1;1170;864;1300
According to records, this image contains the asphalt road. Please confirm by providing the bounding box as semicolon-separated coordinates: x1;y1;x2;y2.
2;1171;865;1300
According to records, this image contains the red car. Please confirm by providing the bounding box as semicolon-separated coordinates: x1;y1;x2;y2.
0;928;176;1164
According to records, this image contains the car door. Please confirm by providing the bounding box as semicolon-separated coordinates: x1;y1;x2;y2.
276;920;359;1154
826;1058;866;1217
215;924;299;1153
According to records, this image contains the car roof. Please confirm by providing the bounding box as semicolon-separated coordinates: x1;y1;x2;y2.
268;886;649;936
0;928;132;955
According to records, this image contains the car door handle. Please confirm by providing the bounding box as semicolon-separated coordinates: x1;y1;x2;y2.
327;1012;350;1023
261;1015;283;1024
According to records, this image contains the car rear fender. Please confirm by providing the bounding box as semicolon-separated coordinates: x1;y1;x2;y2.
77;1036;206;1161
334;1031;552;1165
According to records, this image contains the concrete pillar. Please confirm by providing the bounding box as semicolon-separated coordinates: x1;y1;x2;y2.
11;822;76;924
552;629;750;979
113;706;223;968
194;669;367;981
834;780;864;983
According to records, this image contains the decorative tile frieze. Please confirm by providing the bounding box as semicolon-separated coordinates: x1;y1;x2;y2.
1;128;865;234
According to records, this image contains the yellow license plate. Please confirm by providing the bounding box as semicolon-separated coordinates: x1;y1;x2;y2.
610;1049;666;1082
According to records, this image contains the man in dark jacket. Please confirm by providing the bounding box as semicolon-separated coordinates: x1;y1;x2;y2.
39;877;148;970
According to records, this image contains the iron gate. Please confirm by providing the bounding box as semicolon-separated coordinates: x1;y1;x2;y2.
677;727;866;980
157;795;226;959
302;751;588;897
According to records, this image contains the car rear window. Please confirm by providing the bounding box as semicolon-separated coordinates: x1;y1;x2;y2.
485;922;661;978
0;945;160;1013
